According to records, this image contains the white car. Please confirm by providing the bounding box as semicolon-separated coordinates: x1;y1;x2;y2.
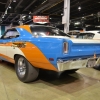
77;31;100;39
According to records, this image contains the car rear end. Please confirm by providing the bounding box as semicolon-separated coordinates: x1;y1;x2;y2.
56;38;100;71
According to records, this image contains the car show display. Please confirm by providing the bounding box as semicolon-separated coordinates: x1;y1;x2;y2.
0;25;100;82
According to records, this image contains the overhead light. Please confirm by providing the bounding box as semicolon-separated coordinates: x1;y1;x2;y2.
13;0;16;2
29;12;31;14
42;0;47;4
78;6;81;10
75;22;80;25
28;15;31;19
61;13;63;16
22;15;26;18
95;26;100;28
2;16;4;18
5;10;7;14
9;6;11;9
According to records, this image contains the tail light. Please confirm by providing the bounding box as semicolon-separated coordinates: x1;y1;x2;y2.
63;42;68;53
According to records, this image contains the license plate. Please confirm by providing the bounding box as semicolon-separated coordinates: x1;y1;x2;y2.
87;59;96;67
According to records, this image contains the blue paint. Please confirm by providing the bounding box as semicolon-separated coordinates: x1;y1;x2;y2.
1;27;100;70
15;28;100;69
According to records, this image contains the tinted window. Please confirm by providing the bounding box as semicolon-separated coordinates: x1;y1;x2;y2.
30;26;70;37
77;33;94;39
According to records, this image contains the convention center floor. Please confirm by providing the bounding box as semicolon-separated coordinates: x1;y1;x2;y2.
0;61;100;100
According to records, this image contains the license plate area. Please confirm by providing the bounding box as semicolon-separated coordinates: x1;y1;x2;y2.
87;59;96;67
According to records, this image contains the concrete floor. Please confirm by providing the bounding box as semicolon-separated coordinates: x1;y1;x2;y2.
0;61;100;100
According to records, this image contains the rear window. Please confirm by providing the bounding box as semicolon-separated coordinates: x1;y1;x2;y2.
30;26;70;37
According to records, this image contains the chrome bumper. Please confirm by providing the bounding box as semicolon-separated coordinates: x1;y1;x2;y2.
57;58;100;72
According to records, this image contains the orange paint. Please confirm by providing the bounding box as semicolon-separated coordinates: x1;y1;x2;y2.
19;42;57;71
0;53;15;63
0;42;57;71
18;25;32;33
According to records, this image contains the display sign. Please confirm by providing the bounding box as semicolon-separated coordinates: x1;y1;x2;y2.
33;16;49;24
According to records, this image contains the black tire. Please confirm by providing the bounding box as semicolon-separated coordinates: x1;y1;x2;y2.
65;69;78;74
93;65;100;71
15;56;39;83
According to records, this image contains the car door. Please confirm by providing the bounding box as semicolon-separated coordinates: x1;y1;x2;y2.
0;30;9;61
0;29;20;63
0;38;7;60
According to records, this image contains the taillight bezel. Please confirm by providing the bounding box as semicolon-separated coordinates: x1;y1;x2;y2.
63;42;68;53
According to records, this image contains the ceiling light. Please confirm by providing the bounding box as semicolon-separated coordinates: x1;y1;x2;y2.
61;13;63;16
78;6;81;10
75;22;80;25
28;15;31;19
5;11;7;14
22;15;26;18
9;6;11;9
2;16;4;18
13;0;16;2
29;12;31;14
42;0;47;4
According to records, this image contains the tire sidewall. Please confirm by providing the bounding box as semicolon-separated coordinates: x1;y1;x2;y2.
15;56;29;82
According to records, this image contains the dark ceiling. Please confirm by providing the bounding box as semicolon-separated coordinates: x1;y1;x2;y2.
0;0;100;30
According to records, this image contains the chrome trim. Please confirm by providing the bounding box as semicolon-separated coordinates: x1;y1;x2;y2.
63;42;68;53
57;57;100;72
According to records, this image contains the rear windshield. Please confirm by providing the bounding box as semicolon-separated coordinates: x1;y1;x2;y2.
30;26;70;37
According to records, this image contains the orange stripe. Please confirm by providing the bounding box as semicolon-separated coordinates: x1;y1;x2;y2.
0;42;57;71
19;42;57;71
0;54;15;63
17;25;32;33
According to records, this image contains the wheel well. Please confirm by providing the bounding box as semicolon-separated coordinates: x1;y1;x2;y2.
14;54;22;60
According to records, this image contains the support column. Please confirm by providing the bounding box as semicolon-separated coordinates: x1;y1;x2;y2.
62;0;70;33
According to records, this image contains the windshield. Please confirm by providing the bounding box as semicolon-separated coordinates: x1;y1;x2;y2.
76;33;94;39
30;26;70;37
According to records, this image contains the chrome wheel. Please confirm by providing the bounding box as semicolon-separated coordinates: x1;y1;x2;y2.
17;57;26;78
15;56;39;82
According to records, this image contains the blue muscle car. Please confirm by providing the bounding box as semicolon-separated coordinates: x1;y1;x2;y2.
0;24;100;82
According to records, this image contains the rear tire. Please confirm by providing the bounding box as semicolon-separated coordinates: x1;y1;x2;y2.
93;65;100;70
65;69;78;74
15;56;39;83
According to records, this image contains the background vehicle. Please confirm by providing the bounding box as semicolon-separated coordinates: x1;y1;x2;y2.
76;31;100;39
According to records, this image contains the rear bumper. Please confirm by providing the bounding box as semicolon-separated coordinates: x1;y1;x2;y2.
57;58;100;71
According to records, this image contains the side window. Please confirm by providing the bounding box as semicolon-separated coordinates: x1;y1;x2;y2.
2;29;20;39
87;33;94;39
